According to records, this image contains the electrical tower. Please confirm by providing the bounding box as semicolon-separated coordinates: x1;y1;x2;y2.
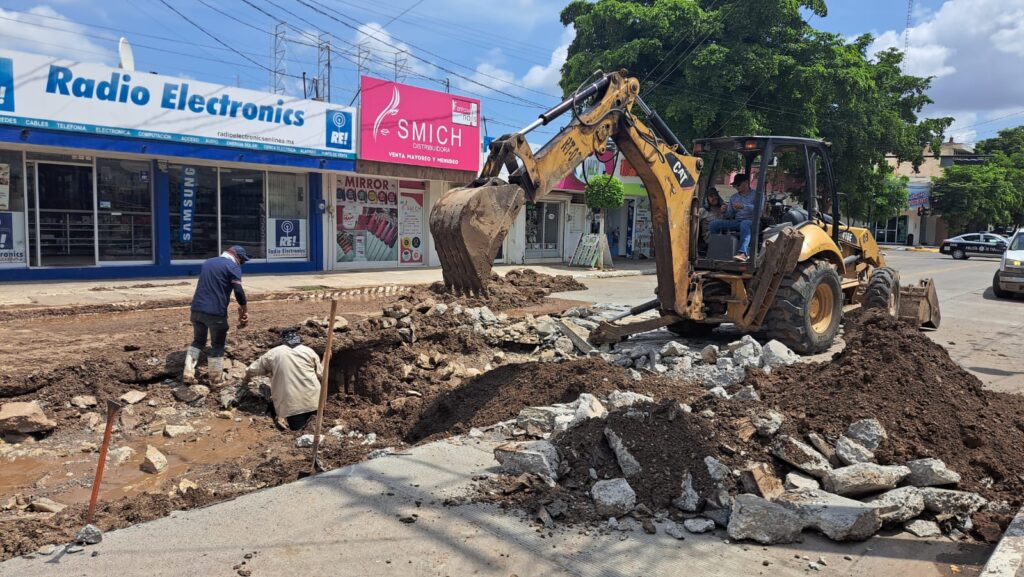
272;21;287;94
317;32;331;102
903;0;914;72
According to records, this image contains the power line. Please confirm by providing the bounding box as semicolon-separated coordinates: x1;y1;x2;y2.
641;0;722;85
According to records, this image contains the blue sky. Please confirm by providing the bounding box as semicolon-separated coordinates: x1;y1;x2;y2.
0;0;1020;145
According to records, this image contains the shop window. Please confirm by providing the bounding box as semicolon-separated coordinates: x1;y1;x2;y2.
266;172;308;259
97;159;153;262
169;164;218;261
0;149;27;267
219;168;266;260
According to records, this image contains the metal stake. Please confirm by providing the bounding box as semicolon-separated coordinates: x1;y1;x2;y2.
86;399;122;525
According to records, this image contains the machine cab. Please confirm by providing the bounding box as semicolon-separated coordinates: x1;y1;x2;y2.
691;136;840;273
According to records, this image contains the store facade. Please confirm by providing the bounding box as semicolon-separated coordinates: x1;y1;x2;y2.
0;49;356;280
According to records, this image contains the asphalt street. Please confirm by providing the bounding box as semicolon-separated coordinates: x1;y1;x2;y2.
558;250;1024;394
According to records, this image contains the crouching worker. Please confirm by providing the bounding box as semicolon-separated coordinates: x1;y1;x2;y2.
243;329;323;431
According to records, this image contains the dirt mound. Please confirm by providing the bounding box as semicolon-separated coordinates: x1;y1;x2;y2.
400;269;586;311
502;269;586;293
753;309;1024;505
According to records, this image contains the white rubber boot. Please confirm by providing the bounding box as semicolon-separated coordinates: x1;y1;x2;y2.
182;346;200;384
208;356;225;385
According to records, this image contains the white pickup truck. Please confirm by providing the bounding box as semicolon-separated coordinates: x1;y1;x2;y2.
993;230;1024;298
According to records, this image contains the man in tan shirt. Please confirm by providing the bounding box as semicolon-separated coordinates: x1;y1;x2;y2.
244;329;323;431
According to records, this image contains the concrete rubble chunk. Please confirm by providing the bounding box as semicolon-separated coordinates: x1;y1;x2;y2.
701;345;719;365
659;341;689;357
163;424;195;438
553;337;575;355
106;446;135;466
776;488;883;541
75;524;102;545
863;486;926;524
591;478;636;518
684;518;716;534
494;441;560;480
0;401;57;433
845;419;887;452
771;435;833;479
823;463;910;496
177;478;199;495
606;390;654;409
904;519;942;538
119;390;147;405
70;395;98;409
140;445;167;474
516;405;575;436
740;463;784;500
30;497;67;513
626;369;643;382
906;458;962;487
753;410;784;437
806;432;841;467
732;343;762;369
784;472;820;491
705;456;731;483
708;386;730;399
605;428;642;477
731;385;761;402
664;522;687;540
172;385;208;403
919;488;988;515
426;303;448;316
571;394;607;426
835;436;874;465
673;472;703;512
761;340;799;368
295;434;323;448
726;494;804;544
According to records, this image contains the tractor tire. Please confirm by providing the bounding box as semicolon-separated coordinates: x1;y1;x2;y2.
863;267;901;317
667;319;720;338
993;271;1014;299
764;259;843;355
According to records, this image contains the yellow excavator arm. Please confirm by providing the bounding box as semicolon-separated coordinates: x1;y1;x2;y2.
430;70;700;316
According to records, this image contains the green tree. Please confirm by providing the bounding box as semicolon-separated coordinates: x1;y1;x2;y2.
558;0;951;221
584;174;625;234
930;126;1024;231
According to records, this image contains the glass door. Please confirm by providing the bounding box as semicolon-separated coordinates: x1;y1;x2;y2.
33;162;96;266
525;201;562;259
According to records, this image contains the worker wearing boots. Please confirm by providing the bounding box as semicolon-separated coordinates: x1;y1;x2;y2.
243;329;323;431
182;245;250;385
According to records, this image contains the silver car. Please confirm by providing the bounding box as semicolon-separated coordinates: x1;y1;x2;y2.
993;230;1024;298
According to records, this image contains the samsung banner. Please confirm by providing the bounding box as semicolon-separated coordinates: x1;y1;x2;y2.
0;49;356;159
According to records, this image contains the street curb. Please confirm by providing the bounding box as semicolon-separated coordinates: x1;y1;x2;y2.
570;269;654;279
880;245;940;253
980;507;1024;576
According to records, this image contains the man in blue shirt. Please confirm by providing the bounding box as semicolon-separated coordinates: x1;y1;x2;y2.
710;173;757;262
183;245;251;385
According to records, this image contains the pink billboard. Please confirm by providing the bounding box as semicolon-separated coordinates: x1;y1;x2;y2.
360;76;481;172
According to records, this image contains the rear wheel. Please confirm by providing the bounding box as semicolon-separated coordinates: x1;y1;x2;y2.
952;248;968;260
993;271;1014;299
863;267;901;316
764;259;843;354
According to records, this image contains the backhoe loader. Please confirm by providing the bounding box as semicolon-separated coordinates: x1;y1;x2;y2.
429;70;940;354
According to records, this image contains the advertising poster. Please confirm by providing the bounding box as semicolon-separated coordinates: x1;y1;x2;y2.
398;191;424;266
0;163;9;210
267;218;306;259
360;76;481;172
335;175;400;263
0;211;26;265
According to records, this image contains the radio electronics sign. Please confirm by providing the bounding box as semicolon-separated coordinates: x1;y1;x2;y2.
0;49;356;159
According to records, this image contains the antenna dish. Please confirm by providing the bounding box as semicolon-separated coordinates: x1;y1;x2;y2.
118;37;135;71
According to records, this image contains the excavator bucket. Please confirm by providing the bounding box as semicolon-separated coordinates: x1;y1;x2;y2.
429;178;526;295
898;277;941;329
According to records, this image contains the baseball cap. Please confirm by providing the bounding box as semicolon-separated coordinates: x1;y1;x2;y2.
230;245;251;263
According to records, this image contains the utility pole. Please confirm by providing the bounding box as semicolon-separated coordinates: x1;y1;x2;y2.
272;21;287;94
903;0;914;73
317;32;331;103
393;49;408;83
348;44;371;106
443;78;450;93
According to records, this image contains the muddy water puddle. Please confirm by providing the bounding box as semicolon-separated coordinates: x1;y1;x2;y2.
1;414;276;507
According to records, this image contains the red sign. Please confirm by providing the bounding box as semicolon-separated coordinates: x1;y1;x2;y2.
360;76;480;172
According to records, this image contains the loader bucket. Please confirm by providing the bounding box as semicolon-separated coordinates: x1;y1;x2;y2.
898;277;941;329
428;178;526;295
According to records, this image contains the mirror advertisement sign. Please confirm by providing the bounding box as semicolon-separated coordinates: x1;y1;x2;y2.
360;76;480;172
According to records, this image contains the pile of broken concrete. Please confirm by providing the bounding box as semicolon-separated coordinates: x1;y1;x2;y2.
489;387;996;545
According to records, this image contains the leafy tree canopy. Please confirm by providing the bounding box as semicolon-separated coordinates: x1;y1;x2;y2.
558;0;951;220
584;174;626;209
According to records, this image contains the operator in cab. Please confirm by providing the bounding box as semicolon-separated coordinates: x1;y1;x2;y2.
710;173;757;262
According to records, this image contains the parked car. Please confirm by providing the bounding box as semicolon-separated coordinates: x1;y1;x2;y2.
939;232;1009;259
993;231;1024;298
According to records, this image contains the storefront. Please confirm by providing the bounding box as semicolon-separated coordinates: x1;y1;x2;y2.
0;49;356;280
329;173;428;268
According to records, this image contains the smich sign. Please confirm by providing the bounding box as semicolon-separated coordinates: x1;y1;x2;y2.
360;76;480;172
0;48;356;158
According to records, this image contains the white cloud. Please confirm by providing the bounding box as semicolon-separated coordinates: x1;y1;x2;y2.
353;22;434;80
0;6;114;63
945;111;980;144
454;26;574;98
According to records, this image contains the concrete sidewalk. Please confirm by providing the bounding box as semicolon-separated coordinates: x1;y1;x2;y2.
1;437;990;577
879;244;941;253
0;262;656;309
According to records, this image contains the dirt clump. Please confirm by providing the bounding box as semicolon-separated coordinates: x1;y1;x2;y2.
752;309;1024;506
402;269;586;312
